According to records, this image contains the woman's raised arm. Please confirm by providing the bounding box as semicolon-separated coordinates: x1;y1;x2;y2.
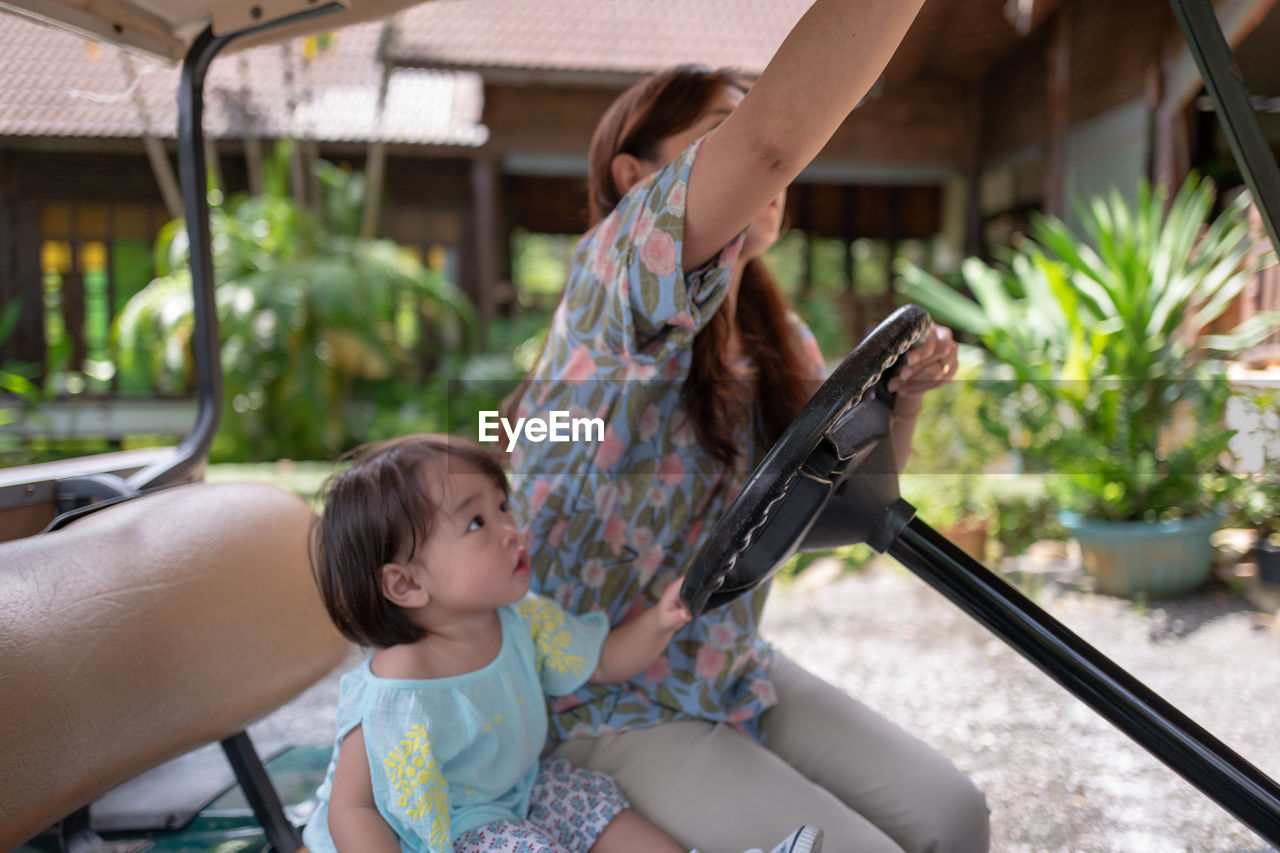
682;0;926;269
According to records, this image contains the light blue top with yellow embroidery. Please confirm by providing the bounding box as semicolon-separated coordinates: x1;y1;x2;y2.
302;594;609;853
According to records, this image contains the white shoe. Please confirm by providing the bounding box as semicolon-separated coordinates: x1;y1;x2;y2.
767;825;824;853
696;825;824;853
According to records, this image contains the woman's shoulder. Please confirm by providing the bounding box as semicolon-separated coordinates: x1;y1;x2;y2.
617;136;702;223
554;134;737;358
573;136;702;272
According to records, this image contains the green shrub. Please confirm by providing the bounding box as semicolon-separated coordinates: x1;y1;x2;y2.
987;476;1066;556
900;175;1275;522
115;148;476;462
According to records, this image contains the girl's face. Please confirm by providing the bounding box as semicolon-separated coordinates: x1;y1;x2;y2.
642;83;787;261
409;457;530;615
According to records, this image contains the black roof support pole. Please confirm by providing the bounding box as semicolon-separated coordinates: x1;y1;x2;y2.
125;23;232;491
1168;0;1280;254
127;4;344;492
222;731;305;853
890;517;1280;846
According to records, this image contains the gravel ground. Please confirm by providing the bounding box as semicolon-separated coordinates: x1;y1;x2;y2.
252;547;1280;853
763;549;1280;853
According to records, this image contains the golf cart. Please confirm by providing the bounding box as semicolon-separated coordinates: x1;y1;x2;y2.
1;0;1279;850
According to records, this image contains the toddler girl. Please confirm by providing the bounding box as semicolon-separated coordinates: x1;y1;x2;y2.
303;434;822;853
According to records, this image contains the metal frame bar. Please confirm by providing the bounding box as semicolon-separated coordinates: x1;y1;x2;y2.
222;731;303;853
889;517;1280;845
1168;0;1280;254
56;805;100;853
124;3;344;493
123;23;227;492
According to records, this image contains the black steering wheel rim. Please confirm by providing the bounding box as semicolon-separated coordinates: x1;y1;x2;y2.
681;304;933;615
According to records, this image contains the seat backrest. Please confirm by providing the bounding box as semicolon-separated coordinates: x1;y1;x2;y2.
0;482;353;850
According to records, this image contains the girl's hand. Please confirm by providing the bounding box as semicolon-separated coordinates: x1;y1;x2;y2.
655;579;693;634
887;323;959;404
591;578;691;683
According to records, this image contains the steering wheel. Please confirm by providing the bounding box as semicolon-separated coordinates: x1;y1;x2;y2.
680;304;933;615
676;303;1280;843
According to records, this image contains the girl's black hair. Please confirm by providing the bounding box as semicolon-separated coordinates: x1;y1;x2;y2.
310;434;508;648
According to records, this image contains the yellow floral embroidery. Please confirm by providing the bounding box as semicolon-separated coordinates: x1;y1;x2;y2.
385;724;450;850
516;596;589;676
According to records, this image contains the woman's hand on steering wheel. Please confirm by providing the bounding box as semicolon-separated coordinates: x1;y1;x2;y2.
886;323;958;408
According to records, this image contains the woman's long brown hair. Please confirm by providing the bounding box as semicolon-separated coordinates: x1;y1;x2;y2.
511;64;817;465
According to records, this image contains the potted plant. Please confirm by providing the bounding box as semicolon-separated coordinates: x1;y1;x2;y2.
899;175;1276;598
1234;387;1280;584
1255;514;1280;587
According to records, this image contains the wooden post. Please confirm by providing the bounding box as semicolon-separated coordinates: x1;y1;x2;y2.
64;204;86;374
142;137;183;220
281;44;309;209
360;58;392;240
843;185;860;340
204;138;223;195
0;151;40;369
963;88;985;259
470;155;499;341
1044;7;1073;219
1150;50;1194;198
239;56;263;196
105;203;117;395
121;50;182;219
0;150;13;338
11;201;42;377
885;188;901;326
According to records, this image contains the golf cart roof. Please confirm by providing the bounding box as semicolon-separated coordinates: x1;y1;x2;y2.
0;0;423;61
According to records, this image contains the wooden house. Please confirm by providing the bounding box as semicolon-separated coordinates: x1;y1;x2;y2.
1;0;1277;401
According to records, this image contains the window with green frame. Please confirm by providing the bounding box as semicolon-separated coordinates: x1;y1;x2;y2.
38;201;166;397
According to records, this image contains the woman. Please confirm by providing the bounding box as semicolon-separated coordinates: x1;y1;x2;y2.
506;3;986;851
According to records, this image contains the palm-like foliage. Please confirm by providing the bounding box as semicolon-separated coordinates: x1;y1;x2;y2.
899;176;1276;521
115;147;477;461
1;303;44;461
1234;387;1280;542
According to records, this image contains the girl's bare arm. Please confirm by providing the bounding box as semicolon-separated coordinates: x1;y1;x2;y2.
328;726;403;853
591;580;691;683
683;0;927;269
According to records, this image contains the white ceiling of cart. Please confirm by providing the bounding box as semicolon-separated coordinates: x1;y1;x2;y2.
0;0;437;60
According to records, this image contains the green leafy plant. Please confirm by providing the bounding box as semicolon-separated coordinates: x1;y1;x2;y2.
1;303;44;463
1233;387;1280;545
115;144;477;461
987;476;1066;557
899;344;1005;529
899;176;1276;522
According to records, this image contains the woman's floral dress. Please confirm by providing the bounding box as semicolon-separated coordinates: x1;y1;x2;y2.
509;137;825;743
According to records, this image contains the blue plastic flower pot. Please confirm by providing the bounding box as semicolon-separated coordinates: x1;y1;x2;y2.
1059;511;1219;598
1257;537;1280;586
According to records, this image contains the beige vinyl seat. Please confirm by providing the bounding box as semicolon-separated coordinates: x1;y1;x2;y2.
0;482;353;852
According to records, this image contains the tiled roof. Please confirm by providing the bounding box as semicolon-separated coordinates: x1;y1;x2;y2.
388;0;814;77
0;11;487;145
